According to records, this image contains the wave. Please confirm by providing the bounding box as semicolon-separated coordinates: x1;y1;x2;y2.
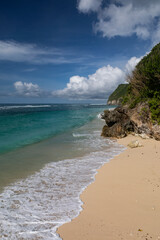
0;107;124;239
72;133;91;138
97;113;103;119
0;134;125;240
0;105;51;110
89;104;106;106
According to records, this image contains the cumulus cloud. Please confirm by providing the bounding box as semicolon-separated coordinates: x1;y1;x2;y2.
151;20;160;45
78;0;160;42
52;55;142;100
0;41;85;65
53;65;125;99
14;81;42;97
13;56;141;100
125;56;142;74
78;0;102;13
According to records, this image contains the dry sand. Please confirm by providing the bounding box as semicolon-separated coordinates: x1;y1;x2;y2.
58;135;160;240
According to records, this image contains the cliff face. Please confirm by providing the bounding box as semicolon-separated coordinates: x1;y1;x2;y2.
107;84;128;105
123;43;160;122
107;99;121;105
102;43;160;140
101;105;160;140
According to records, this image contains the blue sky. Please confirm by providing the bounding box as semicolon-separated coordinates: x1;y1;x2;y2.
0;0;160;103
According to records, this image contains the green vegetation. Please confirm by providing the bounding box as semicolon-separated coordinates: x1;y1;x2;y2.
108;84;129;102
148;92;160;124
124;43;160;124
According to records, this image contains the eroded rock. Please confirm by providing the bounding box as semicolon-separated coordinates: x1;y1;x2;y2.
101;105;160;140
101;107;136;138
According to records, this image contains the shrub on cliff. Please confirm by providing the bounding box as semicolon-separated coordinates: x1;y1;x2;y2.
124;43;160;124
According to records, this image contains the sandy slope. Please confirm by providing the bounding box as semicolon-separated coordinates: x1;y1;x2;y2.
58;135;160;240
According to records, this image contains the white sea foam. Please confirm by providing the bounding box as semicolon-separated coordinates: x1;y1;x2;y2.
97;113;105;120
0;131;125;240
72;133;91;137
97;107;116;120
0;105;51;110
89;104;106;106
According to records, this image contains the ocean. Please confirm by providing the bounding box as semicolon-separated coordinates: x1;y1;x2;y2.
0;104;124;239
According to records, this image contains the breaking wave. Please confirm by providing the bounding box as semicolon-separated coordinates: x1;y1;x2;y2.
0;134;124;240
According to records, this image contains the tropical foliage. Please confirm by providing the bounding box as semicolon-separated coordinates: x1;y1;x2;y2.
124;43;160;124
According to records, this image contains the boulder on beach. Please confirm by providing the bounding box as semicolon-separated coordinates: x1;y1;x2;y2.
127;140;143;148
101;107;136;138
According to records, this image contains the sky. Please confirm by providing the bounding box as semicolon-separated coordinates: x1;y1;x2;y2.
0;0;160;103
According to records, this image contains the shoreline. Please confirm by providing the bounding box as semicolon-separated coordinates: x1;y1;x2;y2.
57;134;160;240
0;115;123;239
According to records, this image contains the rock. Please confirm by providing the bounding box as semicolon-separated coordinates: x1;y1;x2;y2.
107;100;118;105
152;124;160;140
102;123;127;138
154;133;160;141
139;133;150;139
128;103;160;140
128;140;143;148
101;107;136;138
101;105;160;140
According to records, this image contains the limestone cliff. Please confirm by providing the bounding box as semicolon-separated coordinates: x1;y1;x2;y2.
107;84;128;105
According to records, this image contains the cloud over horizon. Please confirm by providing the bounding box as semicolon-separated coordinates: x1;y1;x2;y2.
53;65;125;99
78;0;160;43
52;56;141;100
13;56;141;100
14;81;42;97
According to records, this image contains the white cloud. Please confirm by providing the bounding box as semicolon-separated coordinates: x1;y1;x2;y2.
151;20;160;45
0;41;86;65
13;56;141;100
52;55;143;100
23;68;37;72
78;0;102;13
125;56;142;74
78;0;160;43
53;65;125;99
14;81;42;97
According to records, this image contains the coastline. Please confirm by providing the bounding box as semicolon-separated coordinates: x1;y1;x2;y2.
57;134;160;240
0;114;123;239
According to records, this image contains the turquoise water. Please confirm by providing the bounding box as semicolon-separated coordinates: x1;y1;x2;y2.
0;104;110;189
0;104;106;154
0;103;124;240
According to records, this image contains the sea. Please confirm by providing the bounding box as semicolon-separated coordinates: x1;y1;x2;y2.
0;104;125;240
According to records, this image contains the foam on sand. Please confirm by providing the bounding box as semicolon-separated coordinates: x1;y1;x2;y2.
0;132;124;240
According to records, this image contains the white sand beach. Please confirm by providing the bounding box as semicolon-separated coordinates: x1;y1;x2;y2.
58;135;160;240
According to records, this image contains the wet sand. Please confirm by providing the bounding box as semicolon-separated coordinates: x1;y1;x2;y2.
58;135;160;240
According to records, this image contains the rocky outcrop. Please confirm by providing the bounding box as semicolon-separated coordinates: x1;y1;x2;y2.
128;103;160;140
101;107;136;138
101;105;160;140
